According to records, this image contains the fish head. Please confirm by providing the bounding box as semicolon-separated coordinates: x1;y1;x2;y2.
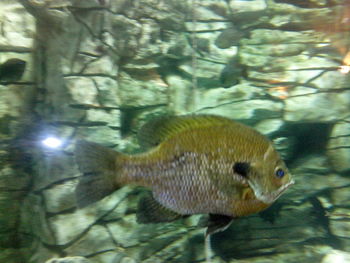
247;145;294;204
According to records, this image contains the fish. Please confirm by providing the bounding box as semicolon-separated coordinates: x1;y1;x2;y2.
215;27;244;49
74;114;294;235
0;58;26;82
219;56;246;88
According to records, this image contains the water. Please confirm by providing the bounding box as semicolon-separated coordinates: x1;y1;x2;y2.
0;0;349;262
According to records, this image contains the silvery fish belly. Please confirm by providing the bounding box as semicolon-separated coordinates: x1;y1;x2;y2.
74;115;294;228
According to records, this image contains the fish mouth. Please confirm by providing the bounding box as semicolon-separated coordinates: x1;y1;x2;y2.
249;178;295;204
272;179;295;201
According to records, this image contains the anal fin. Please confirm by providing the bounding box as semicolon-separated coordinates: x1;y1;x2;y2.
205;214;234;237
136;191;185;224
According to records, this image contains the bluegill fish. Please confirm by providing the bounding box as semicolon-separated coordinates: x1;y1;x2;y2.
74;115;294;234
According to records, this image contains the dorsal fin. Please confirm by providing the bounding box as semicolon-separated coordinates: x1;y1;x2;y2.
137;114;233;149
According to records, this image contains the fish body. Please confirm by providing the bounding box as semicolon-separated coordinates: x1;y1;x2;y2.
75;115;294;226
219;56;246;88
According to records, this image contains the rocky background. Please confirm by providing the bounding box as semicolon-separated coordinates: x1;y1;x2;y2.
0;0;350;262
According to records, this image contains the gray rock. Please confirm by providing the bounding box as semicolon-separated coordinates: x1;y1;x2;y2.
107;215;202;262
78;126;121;147
287;155;350;203
64;225;116;257
43;178;78;214
49;187;131;245
321;250;350;263
327;121;350;173
66;77;99;105
94;251;126;263
85;109;120;128
20;193;56;245
166;75;194;113
113;255;137;263
88;77;120;107
0;165;30;191
29;243;59;263
284;88;350;122
33;151;78;191
272;136;296;160
229;0;267;12
211;200;332;262
274;0;334;9
45;256;91;263
0;2;35;47
118;72;168;108
0;85;22;118
190;0;228;21
254;119;284;135
196;86;283;123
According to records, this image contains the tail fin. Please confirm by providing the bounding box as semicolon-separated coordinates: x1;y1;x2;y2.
74;140;120;208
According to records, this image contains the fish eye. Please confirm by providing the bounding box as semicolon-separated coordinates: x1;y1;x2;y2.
275;168;285;179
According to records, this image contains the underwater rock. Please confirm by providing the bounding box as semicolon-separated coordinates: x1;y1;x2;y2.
118;72;168;108
91;77;120;107
197;85;283;123
165;75;193;113
321;250;350;263
77;126;121;147
85;109;120;128
229;0;267;12
243;29;321;46
49;187;130;245
211;200;330;262
274;0;336;8
20;193;56;245
271;136;296;160
64;225;116;257
254;119;284;135
110;0;187;32
45;256;91;263
80;56;118;76
34;153;78;191
0;85;22;119
287;155;350;208
0;3;35;47
66;77;99;105
326;121;350;173
291;155;332;177
328;186;350;244
106;212;202;262
192;1;228;21
43;179;78;214
284;88;350;122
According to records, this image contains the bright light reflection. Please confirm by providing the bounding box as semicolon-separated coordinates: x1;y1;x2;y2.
42;137;63;149
339;65;350;74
